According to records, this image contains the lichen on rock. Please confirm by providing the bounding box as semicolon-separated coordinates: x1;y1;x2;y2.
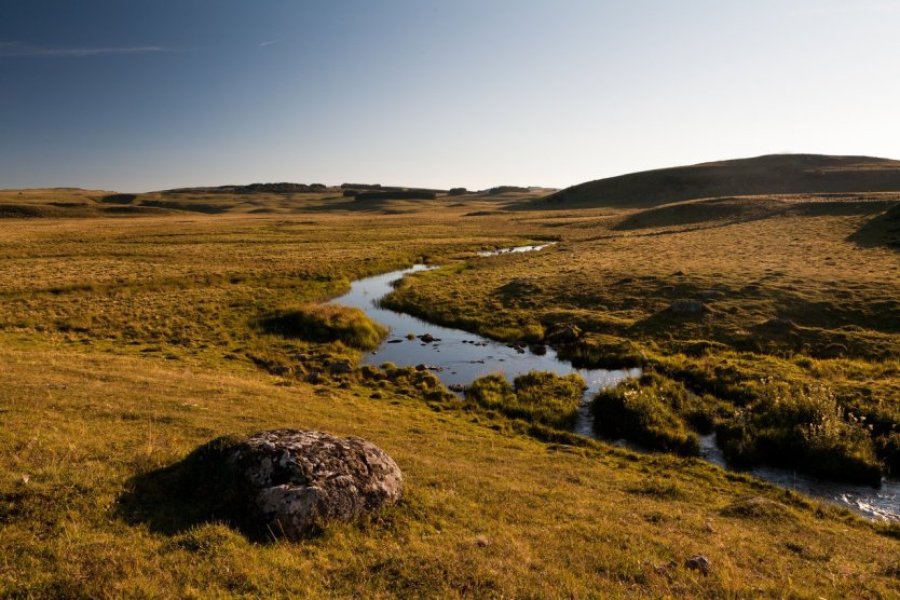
226;429;403;540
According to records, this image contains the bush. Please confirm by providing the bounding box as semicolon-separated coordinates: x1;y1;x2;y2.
716;383;883;485
465;371;585;429
260;304;388;351
591;374;700;456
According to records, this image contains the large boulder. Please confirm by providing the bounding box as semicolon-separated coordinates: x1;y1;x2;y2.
227;430;403;540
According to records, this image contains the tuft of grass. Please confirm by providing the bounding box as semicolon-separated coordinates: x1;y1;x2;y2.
626;479;690;501
591;374;701;456
720;496;794;522
261;304;388;351
465;371;585;429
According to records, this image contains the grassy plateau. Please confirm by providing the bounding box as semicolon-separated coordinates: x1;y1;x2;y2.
1;166;899;598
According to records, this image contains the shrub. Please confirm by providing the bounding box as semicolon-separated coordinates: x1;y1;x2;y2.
260;304;388;351
716;383;883;485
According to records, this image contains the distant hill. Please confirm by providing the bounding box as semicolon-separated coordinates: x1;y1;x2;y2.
541;154;900;208
163;183;330;194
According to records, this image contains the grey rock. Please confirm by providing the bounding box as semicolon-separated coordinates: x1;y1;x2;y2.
226;430;403;540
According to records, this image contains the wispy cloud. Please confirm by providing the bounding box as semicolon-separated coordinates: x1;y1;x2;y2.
0;41;167;58
787;3;900;17
258;39;282;48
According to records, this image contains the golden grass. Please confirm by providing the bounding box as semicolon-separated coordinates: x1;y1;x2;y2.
0;192;898;597
1;346;897;598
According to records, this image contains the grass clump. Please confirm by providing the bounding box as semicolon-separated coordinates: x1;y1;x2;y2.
261;303;388;351
625;479;690;501
465;371;585;429
720;496;794;522
591;373;701;456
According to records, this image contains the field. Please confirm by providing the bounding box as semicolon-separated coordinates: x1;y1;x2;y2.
1;184;899;598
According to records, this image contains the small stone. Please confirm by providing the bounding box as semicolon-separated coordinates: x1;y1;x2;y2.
684;555;711;575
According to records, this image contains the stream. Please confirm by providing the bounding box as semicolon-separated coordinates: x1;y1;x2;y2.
330;245;899;521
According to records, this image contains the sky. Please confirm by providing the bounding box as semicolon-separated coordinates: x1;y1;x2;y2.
1;0;899;192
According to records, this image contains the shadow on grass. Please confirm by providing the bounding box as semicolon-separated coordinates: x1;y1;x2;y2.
115;436;270;541
848;202;900;250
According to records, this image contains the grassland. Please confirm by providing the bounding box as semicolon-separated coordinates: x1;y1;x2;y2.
0;186;898;597
382;192;900;482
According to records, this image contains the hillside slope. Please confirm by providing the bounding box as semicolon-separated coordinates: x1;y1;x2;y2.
542;154;900;208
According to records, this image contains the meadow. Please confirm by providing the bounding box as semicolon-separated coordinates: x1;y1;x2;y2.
385;193;900;483
0;187;898;598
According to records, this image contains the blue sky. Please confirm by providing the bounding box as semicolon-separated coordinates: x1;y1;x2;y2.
1;0;899;192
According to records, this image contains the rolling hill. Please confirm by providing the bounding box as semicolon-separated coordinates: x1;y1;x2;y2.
541;154;900;208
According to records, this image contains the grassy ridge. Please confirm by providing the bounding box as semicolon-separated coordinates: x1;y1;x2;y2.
541;154;900;208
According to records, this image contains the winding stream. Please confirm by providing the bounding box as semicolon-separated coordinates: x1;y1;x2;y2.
331;245;899;521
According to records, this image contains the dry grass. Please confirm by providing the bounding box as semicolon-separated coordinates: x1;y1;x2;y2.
1;347;898;598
